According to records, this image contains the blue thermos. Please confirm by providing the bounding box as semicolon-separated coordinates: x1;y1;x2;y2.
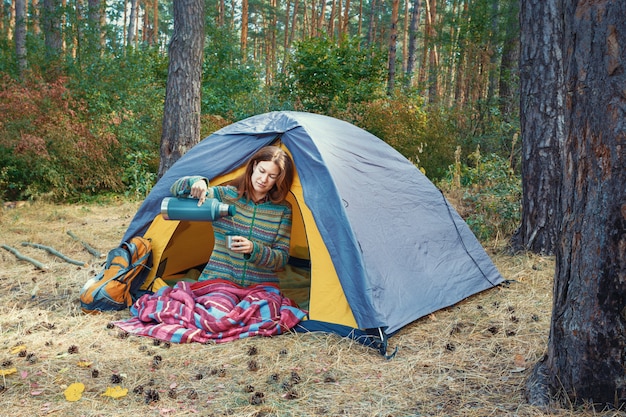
161;197;236;221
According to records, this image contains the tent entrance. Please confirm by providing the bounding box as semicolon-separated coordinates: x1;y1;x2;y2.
142;191;313;311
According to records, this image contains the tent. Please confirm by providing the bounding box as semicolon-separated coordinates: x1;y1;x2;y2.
123;111;504;354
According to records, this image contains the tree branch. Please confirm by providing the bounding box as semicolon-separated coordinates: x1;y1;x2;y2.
1;244;48;271
66;230;102;258
20;242;88;267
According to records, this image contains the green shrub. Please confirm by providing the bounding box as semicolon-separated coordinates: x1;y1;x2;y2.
275;35;387;113
439;148;521;242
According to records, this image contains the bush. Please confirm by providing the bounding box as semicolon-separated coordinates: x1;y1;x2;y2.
0;75;123;201
275;35;387;113
439;148;521;242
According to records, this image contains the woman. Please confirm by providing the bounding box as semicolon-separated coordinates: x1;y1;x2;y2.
170;145;295;286
115;146;305;344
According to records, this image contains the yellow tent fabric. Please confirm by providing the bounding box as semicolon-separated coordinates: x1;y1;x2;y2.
140;155;357;329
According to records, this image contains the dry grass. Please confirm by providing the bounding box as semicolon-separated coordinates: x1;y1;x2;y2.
0;200;618;417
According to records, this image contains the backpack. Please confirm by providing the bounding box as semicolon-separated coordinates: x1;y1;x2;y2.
80;236;152;314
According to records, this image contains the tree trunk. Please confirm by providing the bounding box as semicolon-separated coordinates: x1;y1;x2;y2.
486;0;499;104
386;0;399;95
511;0;563;256
366;0;375;46
282;0;290;69
241;0;248;62
158;0;205;178
526;0;626;409
341;0;350;37
14;0;26;75
290;0;298;51
127;0;137;46
8;0;14;41
87;0;102;52
426;0;438;103
405;0;420;87
31;0;41;35
153;0;159;44
42;0;62;59
498;0;519;122
328;0;336;37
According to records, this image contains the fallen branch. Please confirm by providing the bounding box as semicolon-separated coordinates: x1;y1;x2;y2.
66;230;103;258
21;242;89;267
1;244;48;271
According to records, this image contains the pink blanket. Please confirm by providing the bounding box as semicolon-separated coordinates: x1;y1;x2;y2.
114;279;307;344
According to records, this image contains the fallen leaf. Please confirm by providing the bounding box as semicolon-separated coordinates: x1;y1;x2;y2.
0;368;17;376
20;370;29;379
64;382;85;402
101;386;128;399
77;361;93;368
10;345;27;354
513;353;526;368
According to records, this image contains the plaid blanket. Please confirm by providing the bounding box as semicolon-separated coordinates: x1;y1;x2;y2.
113;279;307;344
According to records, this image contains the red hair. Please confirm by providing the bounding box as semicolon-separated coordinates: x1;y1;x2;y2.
231;146;294;203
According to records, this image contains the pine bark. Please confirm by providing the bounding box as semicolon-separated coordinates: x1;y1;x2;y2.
405;0;420;86
158;0;206;177
386;0;399;94
526;0;626;408
512;0;563;256
15;0;27;75
241;0;248;62
42;0;62;58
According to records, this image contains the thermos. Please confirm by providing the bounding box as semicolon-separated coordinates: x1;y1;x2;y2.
161;197;236;221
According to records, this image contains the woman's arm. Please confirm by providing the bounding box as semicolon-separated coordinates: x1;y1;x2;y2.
246;205;292;271
169;176;209;198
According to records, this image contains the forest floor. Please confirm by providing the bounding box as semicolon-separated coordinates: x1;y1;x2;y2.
0;199;622;417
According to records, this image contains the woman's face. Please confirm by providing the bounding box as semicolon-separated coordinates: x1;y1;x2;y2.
250;160;280;200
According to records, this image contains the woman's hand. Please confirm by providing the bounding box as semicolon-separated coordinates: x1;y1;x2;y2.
229;236;253;254
190;180;208;205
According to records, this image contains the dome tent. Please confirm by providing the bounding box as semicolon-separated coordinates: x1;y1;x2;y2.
123;111;504;355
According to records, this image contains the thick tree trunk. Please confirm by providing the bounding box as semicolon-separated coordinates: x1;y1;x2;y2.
526;0;626;409
158;0;205;178
511;0;563;256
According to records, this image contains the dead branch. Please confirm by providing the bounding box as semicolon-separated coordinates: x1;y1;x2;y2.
20;242;89;267
1;244;48;270
66;230;103;258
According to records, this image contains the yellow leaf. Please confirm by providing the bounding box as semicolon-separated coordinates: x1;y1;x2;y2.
101;386;128;399
77;361;93;368
10;345;27;354
64;382;85;402
0;368;17;376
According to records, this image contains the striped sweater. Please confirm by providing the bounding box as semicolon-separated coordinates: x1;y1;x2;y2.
170;176;292;286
